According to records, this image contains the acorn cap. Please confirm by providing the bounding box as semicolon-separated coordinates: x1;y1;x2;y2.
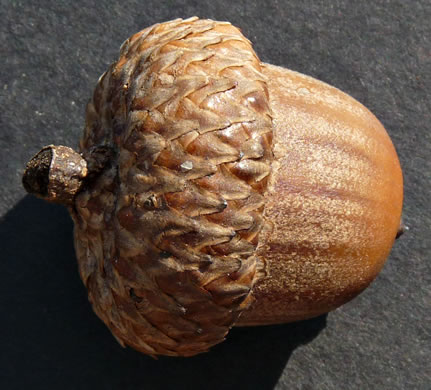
73;17;273;357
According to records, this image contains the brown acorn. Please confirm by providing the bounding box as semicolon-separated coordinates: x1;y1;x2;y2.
22;17;403;357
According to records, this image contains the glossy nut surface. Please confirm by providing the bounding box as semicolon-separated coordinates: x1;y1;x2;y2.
238;64;403;325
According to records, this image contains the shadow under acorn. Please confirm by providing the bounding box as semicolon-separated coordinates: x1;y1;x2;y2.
0;195;327;390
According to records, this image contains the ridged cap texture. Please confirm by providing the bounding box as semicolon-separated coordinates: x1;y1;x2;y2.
72;17;273;356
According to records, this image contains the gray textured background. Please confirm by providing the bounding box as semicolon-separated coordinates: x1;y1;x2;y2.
1;1;430;389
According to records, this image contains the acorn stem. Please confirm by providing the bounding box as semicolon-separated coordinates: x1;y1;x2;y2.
23;145;88;205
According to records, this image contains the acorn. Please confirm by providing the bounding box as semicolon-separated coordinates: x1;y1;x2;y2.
22;17;403;357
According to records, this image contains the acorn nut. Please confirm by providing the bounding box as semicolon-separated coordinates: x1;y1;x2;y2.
23;17;404;357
